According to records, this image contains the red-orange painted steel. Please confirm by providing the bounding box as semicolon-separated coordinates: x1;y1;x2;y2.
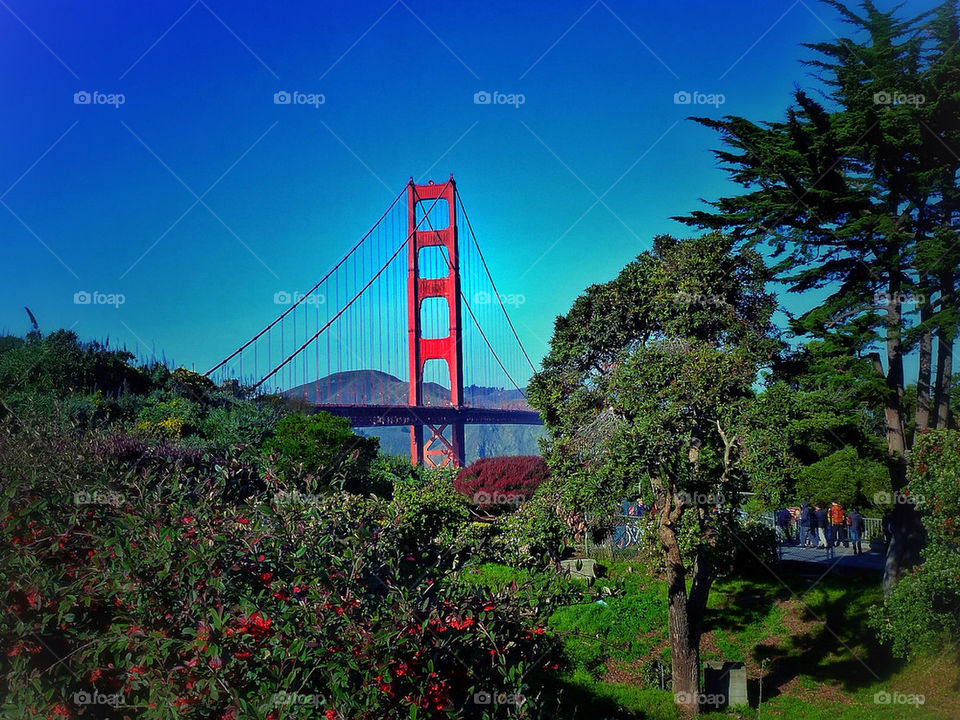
406;177;465;467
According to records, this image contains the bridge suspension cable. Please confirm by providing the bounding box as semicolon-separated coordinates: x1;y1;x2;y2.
204;183;408;377
250;182;454;390
411;184;532;399
455;189;537;376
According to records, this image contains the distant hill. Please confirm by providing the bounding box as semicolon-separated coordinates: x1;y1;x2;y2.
282;370;543;462
283;370;533;410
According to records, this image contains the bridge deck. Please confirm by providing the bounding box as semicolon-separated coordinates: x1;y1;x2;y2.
313;404;542;427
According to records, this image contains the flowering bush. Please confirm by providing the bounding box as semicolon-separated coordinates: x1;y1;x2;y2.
0;419;571;719
455;457;550;515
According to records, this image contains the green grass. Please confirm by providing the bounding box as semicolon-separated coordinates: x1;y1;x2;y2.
472;560;958;719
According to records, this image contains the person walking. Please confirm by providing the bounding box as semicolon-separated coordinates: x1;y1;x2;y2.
774;507;792;544
798;501;813;548
815;505;830;548
848;507;864;555
830;501;846;547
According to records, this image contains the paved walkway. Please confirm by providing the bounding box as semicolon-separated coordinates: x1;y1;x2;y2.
776;541;885;570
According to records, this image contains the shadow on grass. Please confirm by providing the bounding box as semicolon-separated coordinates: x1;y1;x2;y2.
703;575;793;636
740;566;902;703
527;669;674;720
544;562;918;715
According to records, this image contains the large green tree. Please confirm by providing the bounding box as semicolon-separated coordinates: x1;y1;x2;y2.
738;337;889;509
678;0;960;592
529;233;778;715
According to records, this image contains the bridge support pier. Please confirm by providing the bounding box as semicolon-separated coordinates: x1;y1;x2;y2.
410;422;465;468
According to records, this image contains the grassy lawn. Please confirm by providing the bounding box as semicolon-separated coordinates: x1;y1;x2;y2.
466;562;959;719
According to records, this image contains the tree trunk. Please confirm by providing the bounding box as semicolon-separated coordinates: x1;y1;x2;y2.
660;521;701;716
915;288;932;435
882;285;907;461
933;165;957;430
932;274;954;430
932;327;954;429
877;285;924;595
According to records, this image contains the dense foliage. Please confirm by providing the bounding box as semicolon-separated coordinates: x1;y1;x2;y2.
0;332;584;719
678;0;960;588
870;429;960;658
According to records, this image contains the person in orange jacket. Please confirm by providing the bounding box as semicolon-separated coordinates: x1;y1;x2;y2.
830;501;846;547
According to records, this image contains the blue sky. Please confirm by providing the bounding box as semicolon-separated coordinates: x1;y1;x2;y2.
0;0;946;383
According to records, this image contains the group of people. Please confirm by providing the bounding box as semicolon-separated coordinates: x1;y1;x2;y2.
775;501;867;555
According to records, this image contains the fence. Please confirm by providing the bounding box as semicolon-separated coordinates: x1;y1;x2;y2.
582;511;650;558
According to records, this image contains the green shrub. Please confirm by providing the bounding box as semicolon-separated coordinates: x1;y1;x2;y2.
262;411;379;493
135;396;203;439
389;467;470;551
198;400;286;452
499;487;569;565
796;446;890;512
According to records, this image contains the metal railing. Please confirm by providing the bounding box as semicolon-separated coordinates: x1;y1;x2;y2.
761;513;885;542
581;509;886;560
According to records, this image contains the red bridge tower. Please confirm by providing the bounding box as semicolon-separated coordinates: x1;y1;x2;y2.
407;177;466;468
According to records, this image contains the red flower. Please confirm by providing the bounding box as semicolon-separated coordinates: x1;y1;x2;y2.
236;518;249;525
233;651;251;660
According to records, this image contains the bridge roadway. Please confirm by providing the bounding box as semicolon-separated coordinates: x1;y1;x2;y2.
313;404;542;427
